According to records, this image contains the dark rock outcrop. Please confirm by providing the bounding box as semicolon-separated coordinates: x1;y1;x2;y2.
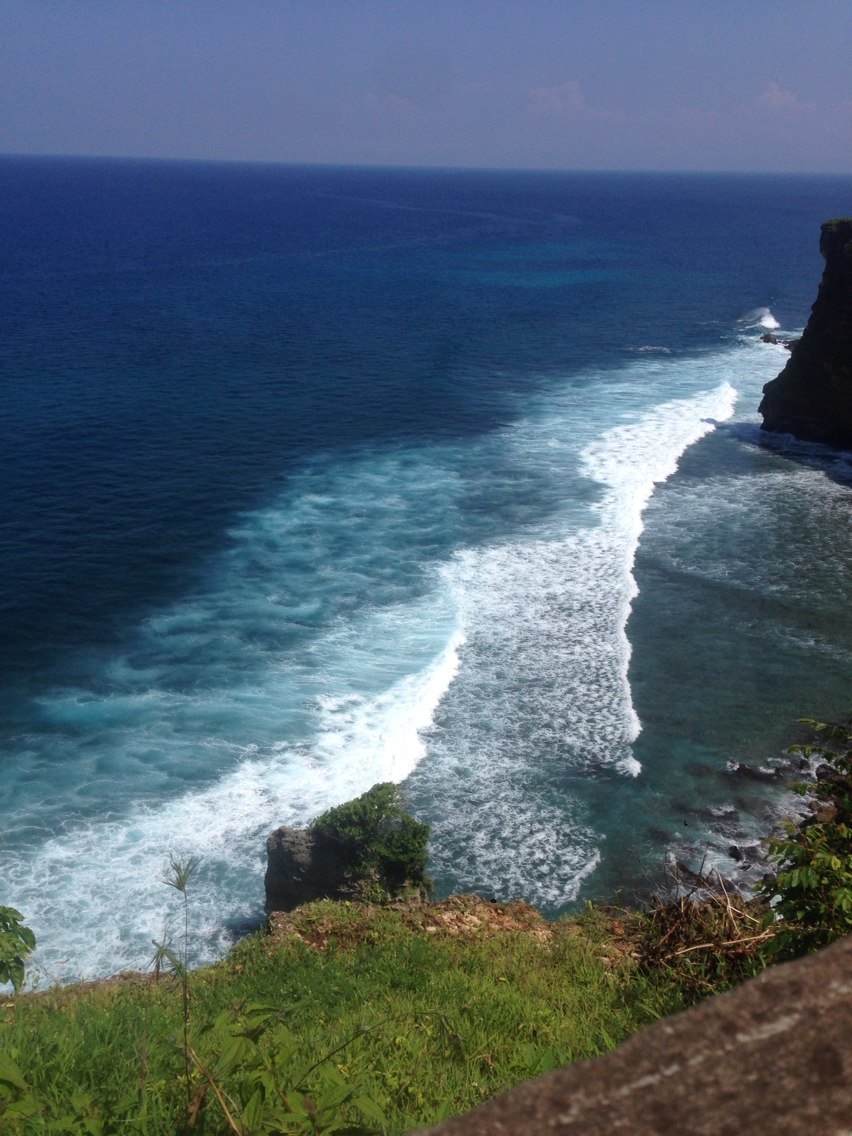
264;826;352;913
760;332;797;350
266;782;432;913
416;933;852;1135
760;218;852;447
725;759;782;782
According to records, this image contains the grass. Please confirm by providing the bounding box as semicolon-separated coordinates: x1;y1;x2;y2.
0;899;691;1134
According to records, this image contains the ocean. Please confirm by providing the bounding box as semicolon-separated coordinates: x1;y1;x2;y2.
2;157;852;983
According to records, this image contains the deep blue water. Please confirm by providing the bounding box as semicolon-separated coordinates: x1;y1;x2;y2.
2;157;852;981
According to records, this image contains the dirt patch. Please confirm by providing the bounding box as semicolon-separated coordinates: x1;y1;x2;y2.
410;895;554;942
267;894;554;950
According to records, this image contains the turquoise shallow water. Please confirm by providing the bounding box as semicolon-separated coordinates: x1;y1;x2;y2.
2;159;852;981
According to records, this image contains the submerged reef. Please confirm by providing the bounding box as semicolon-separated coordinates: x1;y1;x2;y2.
760;218;852;447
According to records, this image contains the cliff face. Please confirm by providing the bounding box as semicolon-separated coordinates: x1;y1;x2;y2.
265;826;353;912
759;218;852;447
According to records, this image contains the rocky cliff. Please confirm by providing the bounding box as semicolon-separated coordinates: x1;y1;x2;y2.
265;782;432;912
759;218;852;447
264;826;354;912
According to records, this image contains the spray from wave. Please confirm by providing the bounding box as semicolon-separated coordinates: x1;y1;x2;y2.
741;306;781;330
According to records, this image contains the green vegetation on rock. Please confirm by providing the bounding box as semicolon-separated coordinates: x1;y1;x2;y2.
311;782;432;898
759;717;852;959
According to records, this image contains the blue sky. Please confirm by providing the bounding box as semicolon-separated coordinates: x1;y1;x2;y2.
3;1;851;172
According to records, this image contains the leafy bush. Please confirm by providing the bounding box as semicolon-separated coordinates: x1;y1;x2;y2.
311;782;431;895
759;717;852;959
0;908;35;994
190;999;385;1135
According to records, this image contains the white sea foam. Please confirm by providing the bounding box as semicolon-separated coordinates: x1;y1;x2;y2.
8;624;465;982
581;380;738;765
741;306;781;330
408;367;740;909
5;442;473;982
3;335;779;977
311;626;465;782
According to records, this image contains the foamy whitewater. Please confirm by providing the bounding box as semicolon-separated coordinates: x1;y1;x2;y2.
1;345;781;977
3;161;852;983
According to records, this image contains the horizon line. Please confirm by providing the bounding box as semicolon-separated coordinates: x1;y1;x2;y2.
3;150;852;180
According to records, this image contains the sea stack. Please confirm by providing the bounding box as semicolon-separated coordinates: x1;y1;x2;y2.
759;218;852;447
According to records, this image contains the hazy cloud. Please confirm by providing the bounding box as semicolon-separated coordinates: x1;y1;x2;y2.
754;82;801;112
371;42;455;109
365;91;417;114
529;81;588;119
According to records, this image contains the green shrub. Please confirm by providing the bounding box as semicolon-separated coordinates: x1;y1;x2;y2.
760;717;852;960
0;908;35;994
311;782;431;895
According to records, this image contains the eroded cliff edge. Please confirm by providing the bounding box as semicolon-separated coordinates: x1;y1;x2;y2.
760;218;852;447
